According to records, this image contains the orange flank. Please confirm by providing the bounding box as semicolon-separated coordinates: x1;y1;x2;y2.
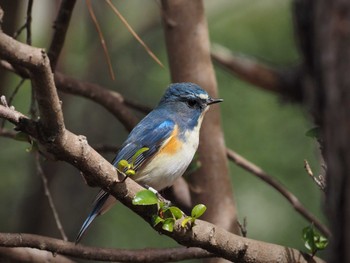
160;126;182;154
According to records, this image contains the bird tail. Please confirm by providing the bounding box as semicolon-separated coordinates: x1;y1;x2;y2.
75;191;116;244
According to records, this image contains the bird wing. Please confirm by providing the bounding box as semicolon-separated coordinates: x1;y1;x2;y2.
112;118;175;171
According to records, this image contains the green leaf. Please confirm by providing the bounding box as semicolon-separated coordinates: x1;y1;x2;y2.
131;147;149;166
302;225;328;254
181;216;193;228
132;190;158;205
117;159;130;171
125;169;136;176
151;215;164;227
303;226;317;253
168;206;183;220
162;218;175;232
191;204;207;219
315;235;328;250
305;127;320;139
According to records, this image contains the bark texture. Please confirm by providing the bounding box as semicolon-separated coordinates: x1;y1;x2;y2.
294;0;350;262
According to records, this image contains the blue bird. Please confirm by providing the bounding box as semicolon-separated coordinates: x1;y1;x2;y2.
75;82;223;243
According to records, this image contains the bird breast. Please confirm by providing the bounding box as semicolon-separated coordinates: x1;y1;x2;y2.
135;124;200;190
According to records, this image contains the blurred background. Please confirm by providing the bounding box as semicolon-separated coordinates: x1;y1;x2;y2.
0;0;326;262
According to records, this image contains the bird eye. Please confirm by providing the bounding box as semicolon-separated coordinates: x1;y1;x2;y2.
187;99;197;108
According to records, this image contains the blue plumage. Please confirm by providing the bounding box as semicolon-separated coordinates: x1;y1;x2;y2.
75;83;222;243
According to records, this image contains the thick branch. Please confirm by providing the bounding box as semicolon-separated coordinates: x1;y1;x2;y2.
0;233;212;262
0;32;64;140
0;247;75;263
226;148;331;237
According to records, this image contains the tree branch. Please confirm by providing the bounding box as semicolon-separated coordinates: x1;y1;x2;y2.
0;32;65;140
211;44;303;102
48;0;77;71
54;72;139;131
0;247;75;263
35;153;68;241
226;148;331;237
0;233;212;262
0;60;141;132
13;0;33;45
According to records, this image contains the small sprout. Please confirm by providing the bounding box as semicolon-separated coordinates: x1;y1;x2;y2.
132;189;159;205
168;206;183;220
131;147;149;167
125;169;136;176
162;218;175;232
181;217;193;228
191;204;207;218
182;204;207;228
302;224;328;256
151;215;164;227
132;190;207;233
117;159;130;171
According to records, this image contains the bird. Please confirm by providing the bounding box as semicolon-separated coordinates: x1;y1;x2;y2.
75;82;223;243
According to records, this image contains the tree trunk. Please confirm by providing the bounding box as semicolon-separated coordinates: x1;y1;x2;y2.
294;0;350;262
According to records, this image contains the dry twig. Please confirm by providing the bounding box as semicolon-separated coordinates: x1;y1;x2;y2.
86;0;115;80
35;153;68;241
226;148;331;237
105;0;164;68
13;0;33;45
304;160;326;191
211;44;303;102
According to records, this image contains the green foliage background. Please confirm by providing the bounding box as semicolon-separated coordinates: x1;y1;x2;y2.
0;0;326;262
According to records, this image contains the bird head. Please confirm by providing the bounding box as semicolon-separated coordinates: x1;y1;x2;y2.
159;83;223;113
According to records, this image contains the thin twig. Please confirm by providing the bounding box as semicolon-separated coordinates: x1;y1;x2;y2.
86;0;115;80
35;153;68;241
226;148;331;237
13;0;33;45
237;217;248;238
54;72;139;131
8;79;26;106
105;0;164;68
304;160;326;191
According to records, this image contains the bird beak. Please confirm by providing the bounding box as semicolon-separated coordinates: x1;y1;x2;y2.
207;98;223;105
